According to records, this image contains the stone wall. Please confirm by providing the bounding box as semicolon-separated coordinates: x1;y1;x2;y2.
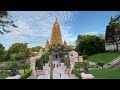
105;43;120;51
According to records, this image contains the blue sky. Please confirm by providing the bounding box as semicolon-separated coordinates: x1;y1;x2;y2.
0;11;117;50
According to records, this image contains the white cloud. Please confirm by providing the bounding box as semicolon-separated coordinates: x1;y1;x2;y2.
84;32;98;35
0;11;78;49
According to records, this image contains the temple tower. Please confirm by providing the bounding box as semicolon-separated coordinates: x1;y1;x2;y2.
50;18;62;47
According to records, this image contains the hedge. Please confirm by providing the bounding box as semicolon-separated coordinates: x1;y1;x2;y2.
72;69;81;79
20;68;32;79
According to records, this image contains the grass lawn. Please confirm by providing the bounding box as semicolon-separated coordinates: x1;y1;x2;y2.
0;73;9;79
87;52;120;64
90;68;120;79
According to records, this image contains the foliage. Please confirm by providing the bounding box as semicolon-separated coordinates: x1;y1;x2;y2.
20;68;32;79
83;55;88;60
8;43;29;61
0;11;17;35
87;52;120;64
71;69;81;79
114;12;120;23
2;50;11;61
105;12;120;43
31;46;42;52
8;61;28;70
28;46;42;55
0;70;10;79
76;35;105;55
74;62;85;69
67;45;74;51
9;43;27;54
35;59;43;70
97;61;105;68
0;43;5;62
90;68;120;79
35;54;49;70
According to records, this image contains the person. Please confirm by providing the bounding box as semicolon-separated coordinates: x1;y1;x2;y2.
59;73;61;78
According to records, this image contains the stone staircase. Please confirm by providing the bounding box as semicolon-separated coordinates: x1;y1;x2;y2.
103;56;120;69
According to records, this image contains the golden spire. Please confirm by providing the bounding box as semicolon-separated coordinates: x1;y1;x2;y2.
50;18;62;47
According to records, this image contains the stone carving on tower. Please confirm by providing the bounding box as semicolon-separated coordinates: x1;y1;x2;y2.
50;18;62;47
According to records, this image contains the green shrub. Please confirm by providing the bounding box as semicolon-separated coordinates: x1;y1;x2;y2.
97;61;105;68
83;55;88;60
75;62;85;69
72;69;81;79
20;68;32;79
35;59;43;70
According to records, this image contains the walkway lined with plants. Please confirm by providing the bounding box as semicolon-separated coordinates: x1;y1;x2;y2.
29;49;44;79
37;61;77;79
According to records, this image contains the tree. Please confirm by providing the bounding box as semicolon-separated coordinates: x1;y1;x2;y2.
114;11;120;23
76;35;105;55
31;46;42;52
0;11;17;35
67;45;74;51
0;43;5;62
2;50;11;61
9;43;29;61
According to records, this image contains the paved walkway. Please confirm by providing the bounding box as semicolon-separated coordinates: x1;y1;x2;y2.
37;61;77;79
28;49;44;79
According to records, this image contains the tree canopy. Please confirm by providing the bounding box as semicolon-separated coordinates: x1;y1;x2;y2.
0;11;17;35
76;35;105;55
0;43;5;61
8;43;29;61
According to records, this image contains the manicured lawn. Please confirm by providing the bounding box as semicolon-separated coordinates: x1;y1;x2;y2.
87;52;120;64
90;68;120;79
0;73;9;79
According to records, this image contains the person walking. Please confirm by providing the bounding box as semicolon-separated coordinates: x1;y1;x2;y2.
60;73;61;78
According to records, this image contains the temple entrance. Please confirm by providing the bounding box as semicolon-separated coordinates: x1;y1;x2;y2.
55;55;57;58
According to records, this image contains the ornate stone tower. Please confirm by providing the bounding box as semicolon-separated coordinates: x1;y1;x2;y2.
50;18;62;47
45;40;50;53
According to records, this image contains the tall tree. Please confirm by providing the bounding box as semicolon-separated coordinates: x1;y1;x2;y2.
0;43;5;61
0;11;17;35
9;43;29;61
76;35;105;55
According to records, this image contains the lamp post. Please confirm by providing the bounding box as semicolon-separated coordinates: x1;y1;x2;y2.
24;43;28;74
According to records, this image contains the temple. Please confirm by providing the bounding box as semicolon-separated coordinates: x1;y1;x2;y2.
105;16;120;51
45;18;67;52
45;40;50;53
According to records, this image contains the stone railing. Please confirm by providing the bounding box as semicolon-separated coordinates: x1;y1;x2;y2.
103;56;120;68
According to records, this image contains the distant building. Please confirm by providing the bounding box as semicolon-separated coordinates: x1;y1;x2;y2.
68;50;83;63
105;17;120;51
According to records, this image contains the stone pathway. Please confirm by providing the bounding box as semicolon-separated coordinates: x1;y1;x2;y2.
37;61;77;79
28;49;43;79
